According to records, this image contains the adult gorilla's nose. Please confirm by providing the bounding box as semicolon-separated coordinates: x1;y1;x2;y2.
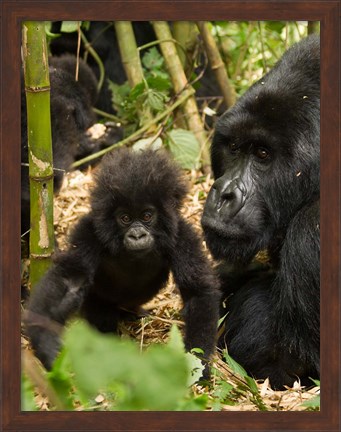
203;175;246;221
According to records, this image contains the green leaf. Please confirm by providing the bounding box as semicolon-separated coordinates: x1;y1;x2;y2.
167;129;201;170
47;349;75;409
21;374;38;411
81;21;91;31
138;344;189;410
129;82;146;101
64;320;138;400
218;312;228;328
142;47;164;70
108;80;131;105
185;352;204;386
244;375;259;394
148;68;170;81
145;89;167;112
176;394;208;411
190;347;204;355
301;395;320;410
213;380;234;401
63;321;191;411
60;21;80;33
167;324;185;352
108;80;133;119
223;350;248;378
309;378;320;386
146;75;171;92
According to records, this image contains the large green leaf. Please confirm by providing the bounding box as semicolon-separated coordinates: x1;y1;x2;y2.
167;129;201;170
46;349;75;409
63;320;192;410
64;320;138;400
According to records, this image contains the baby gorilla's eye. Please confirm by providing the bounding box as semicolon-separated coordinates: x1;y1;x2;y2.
141;211;153;222
255;147;270;160
120;214;132;225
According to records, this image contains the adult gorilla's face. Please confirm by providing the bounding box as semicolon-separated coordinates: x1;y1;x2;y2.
202;109;274;264
201;79;320;265
203;35;320;266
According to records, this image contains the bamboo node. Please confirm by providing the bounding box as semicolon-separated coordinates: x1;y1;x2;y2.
25;85;51;93
29;174;54;182
211;61;225;70
30;253;54;259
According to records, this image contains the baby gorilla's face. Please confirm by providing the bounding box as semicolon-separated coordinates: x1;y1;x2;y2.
115;206;157;253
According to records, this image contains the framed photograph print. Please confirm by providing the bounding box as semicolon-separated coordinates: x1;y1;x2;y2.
0;1;339;431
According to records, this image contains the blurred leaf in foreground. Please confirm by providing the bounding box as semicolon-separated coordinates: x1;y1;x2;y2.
63;321;202;411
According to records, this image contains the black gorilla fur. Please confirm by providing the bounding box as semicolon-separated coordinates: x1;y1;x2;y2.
201;35;320;389
21;55;98;236
24;149;221;371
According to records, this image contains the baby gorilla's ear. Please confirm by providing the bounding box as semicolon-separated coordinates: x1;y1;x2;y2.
68;100;92;131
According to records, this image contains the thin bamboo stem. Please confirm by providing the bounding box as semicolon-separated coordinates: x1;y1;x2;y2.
197;21;236;108
22;21;54;288
152;21;211;171
114;21;152;125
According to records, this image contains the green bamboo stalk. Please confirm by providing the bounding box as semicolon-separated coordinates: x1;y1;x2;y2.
197;22;236;108
152;21;211;171
114;21;152;125
22;21;54;289
114;21;144;86
172;22;198;69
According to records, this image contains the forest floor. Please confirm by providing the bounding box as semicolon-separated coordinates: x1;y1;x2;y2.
26;162;319;412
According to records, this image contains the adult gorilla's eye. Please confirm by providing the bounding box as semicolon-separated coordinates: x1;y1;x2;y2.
255;147;270;160
229;143;239;154
120;214;132;224
141;211;153;222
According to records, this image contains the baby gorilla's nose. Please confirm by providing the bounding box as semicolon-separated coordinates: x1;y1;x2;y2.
124;226;154;251
127;228;147;241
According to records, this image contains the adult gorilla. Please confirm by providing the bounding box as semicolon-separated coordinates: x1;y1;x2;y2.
201;35;320;389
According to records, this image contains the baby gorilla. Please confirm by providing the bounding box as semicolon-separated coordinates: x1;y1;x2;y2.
24;149;221;372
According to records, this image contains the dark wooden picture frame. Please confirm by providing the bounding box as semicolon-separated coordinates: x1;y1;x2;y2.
1;1;339;431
